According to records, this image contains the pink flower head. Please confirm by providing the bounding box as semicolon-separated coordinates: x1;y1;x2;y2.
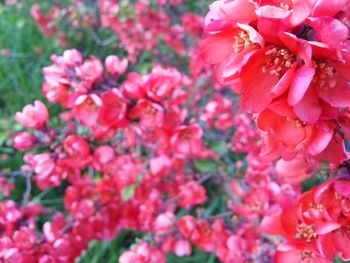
30;153;64;189
154;212;176;234
170;124;206;158
93;145;115;170
129;99;165;130
98;89;128;128
63;135;90;168
76;56;104;88
149;155;172;177
73;94;102;127
121;72;146;99
12;132;37;150
144;67;181;102
182;13;203;35
178;181;207;208
105;55;128;77
174;239;192;257
15;100;49;129
119;242;166;263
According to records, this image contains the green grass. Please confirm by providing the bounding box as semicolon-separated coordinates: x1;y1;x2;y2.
0;1;63;116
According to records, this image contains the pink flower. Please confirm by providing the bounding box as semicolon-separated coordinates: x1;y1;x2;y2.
129;99;165;130
12;132;37;150
15;100;49;129
105;55;128;77
62;135;91;168
275;157;313;184
73;94;102;127
121;72;146;99
256;100;335;160
144;67;181;102
199;23;263;85
30;153;64;189
170;124;206;158
182;13;203;35
76;56;104;88
149;155;172;177
174;239;192;257
178;181;207;208
119;242;166;263
93;146;115;170
98;89;128;128
154;212;176;234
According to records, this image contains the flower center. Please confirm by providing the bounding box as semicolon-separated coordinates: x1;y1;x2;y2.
312;61;337;90
286;116;306;128
296;223;317;243
233;31;259;53
262;48;295;77
335;192;350;217
308;202;323;211
300;250;316;262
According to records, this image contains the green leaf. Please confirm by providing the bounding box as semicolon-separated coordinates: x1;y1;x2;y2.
210;141;228;155
136;174;143;184
195;159;218;173
122;185;136;201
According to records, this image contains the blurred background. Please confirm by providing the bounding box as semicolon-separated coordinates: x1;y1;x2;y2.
0;1;220;262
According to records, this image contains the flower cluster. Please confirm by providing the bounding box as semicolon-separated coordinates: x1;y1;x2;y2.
2;0;350;262
30;0;204;63
262;174;350;262
200;0;350;168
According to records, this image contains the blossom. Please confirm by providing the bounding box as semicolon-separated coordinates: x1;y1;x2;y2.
178;181;207;208
119;242;166;263
73;94;102;127
12;132;37;150
15;100;49;129
105;55;128;77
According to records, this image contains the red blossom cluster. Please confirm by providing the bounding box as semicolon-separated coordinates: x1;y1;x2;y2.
5;45;296;261
262;175;350;262
200;0;350;168
30;0;204;63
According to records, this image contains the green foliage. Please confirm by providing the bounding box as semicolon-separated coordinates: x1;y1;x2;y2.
122;185;136;201
167;247;220;263
0;1;63;116
195;159;219;173
77;231;143;263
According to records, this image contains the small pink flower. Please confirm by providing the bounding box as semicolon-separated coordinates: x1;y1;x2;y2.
154;212;176;234
73;94;102;127
105;55;128;77
174;239;192;257
12;132;37;150
15;100;49;129
76;56;104;88
178;181;207;208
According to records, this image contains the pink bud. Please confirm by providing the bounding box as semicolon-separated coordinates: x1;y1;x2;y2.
12;132;37;150
174;239;192;257
105;55;128;77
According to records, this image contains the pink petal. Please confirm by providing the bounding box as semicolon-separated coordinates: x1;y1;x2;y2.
293;87;321;124
288;65;315;105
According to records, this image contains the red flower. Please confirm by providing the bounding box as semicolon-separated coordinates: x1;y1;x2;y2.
129;99;165;131
170;124;207;158
178;181;207;208
73;94;102;127
98;89;128;128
